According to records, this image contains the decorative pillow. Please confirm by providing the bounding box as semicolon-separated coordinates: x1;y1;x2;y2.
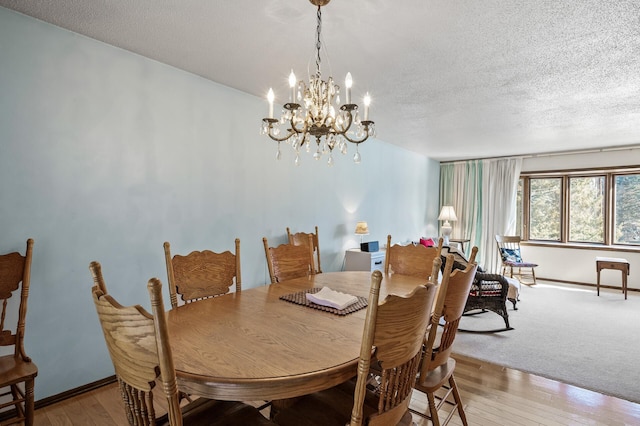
419;237;435;247
500;248;522;263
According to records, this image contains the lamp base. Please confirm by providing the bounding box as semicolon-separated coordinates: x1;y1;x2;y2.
441;223;452;246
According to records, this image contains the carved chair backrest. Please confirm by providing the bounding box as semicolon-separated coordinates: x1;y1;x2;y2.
263;236;315;284
0;238;34;360
89;261;183;426
420;252;478;378
349;270;437;426
495;235;523;262
164;239;241;309
384;235;443;280
286;226;322;273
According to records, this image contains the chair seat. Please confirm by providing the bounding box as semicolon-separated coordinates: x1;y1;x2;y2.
503;260;538;268
157;398;274;426
0;356;38;386
469;281;503;297
415;358;456;393
464;271;513;328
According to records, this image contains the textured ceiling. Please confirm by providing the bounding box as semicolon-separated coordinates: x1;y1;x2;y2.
1;0;639;161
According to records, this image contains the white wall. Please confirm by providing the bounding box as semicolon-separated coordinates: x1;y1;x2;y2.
521;147;640;288
0;7;440;400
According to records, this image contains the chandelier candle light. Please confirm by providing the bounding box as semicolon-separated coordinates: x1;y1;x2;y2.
261;0;375;166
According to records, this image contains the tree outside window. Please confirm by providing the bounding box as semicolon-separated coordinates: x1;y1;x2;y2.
529;178;561;241
520;168;640;247
516;178;523;236
615;174;640;245
569;176;604;243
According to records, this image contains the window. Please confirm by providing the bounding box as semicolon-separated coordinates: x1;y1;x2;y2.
516;178;523;237
568;176;604;243
529;178;561;241
520;168;640;247
614;174;640;245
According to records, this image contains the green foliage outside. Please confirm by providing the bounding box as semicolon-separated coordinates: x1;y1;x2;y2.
522;173;640;245
529;178;561;240
615;175;640;245
569;177;604;243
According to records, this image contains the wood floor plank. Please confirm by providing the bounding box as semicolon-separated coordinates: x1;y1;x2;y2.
34;354;640;425
33;407;54;426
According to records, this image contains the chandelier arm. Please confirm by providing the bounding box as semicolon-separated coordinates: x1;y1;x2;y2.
288;115;308;135
267;129;297;143
341;122;374;144
332;110;354;134
341;133;369;144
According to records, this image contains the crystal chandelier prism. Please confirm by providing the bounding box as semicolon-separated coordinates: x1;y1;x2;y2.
260;0;375;166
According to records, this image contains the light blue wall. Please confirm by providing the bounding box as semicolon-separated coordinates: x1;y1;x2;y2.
0;7;440;400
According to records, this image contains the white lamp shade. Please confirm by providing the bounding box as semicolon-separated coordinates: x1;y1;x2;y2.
354;221;369;235
438;206;457;222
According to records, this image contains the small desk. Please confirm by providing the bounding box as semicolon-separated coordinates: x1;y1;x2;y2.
167;271;426;401
596;257;630;299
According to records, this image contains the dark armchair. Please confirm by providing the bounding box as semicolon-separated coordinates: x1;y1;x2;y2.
441;246;515;332
466;273;513;330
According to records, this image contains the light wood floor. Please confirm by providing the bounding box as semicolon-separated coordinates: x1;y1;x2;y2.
35;354;640;425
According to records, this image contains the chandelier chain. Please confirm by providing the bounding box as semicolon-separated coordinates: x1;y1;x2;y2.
315;6;322;77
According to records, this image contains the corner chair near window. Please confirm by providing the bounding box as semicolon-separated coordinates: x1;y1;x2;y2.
496;235;538;285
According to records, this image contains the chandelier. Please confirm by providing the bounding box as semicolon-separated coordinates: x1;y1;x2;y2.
260;0;375;166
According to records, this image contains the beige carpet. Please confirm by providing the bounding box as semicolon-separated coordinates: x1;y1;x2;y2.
453;281;640;404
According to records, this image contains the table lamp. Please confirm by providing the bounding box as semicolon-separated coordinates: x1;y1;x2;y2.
438;206;457;246
354;221;369;244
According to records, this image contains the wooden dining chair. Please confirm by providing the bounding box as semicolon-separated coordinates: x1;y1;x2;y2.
88;261;275;426
410;251;478;426
163;239;241;309
0;238;37;426
384;234;443;279
263;236;315;284
495;235;538;285
286;226;322;273
272;268;438;426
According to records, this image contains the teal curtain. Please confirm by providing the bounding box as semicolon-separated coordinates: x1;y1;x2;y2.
440;158;521;271
440;161;483;263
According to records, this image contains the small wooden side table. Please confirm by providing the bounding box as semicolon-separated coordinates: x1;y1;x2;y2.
449;238;470;254
596;257;630;299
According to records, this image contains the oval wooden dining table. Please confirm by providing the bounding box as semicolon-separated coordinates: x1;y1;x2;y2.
166;270;428;402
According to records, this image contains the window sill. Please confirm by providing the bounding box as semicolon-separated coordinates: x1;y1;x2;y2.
522;241;640;253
